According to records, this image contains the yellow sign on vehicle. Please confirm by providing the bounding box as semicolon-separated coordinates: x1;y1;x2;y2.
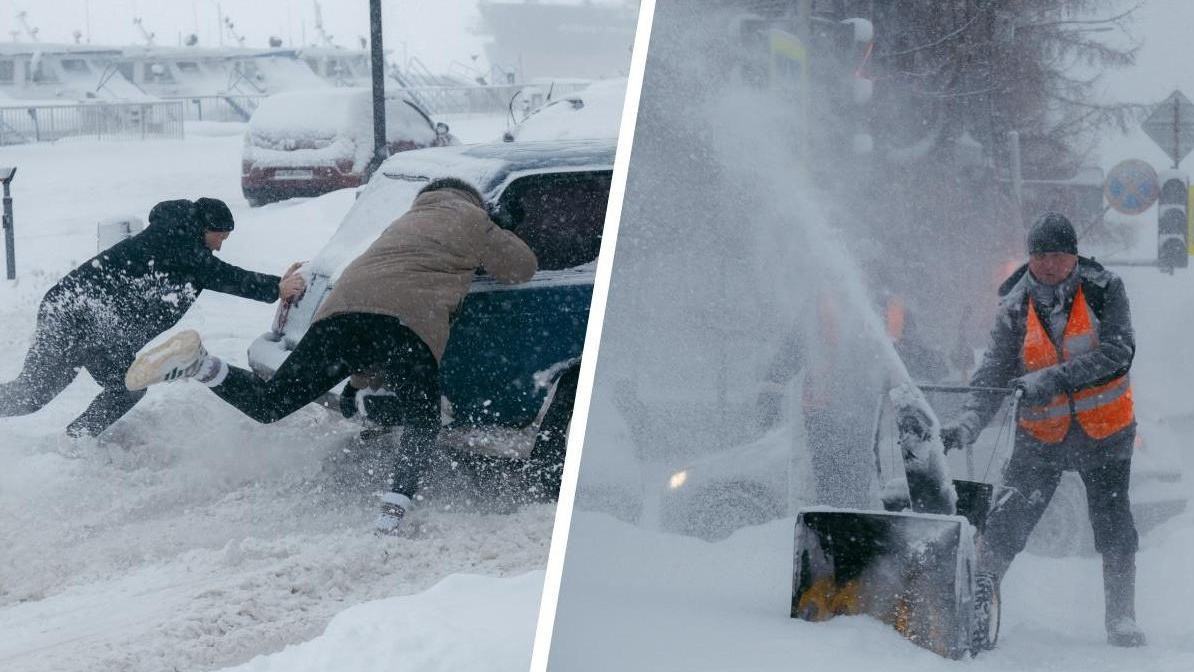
768;28;809;159
1188;185;1194;255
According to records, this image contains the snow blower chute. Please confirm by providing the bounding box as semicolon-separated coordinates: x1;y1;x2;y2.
790;384;1011;659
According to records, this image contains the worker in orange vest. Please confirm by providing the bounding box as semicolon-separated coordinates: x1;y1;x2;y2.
941;212;1144;647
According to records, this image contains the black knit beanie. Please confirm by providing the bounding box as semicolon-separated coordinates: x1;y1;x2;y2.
1027;212;1077;255
194;197;235;232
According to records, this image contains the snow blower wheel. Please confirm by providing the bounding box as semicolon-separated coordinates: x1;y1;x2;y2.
971;573;1001;653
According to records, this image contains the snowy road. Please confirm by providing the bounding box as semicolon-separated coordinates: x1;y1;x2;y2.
0;118;550;672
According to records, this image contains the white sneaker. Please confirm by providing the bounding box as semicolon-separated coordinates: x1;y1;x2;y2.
125;330;207;391
373;492;412;535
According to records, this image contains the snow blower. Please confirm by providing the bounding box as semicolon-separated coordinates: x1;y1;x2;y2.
790;383;1014;659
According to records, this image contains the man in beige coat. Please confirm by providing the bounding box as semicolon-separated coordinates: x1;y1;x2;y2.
126;178;538;533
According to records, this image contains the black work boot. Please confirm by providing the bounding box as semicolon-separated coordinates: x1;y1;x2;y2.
1103;553;1147;647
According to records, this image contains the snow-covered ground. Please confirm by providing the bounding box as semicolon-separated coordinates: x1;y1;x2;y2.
0;116;549;672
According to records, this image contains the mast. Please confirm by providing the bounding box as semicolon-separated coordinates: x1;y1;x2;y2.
16;11;41;43
133;17;156;47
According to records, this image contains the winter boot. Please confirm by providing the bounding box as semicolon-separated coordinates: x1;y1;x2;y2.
1104;553;1147;647
124;330;225;390
373;492;412;536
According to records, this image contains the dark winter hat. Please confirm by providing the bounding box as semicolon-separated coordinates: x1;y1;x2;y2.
418;177;484;208
1027;211;1077;255
193;197;235;232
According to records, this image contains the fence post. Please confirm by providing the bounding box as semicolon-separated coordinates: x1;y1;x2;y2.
1;168;17;280
26;108;39;142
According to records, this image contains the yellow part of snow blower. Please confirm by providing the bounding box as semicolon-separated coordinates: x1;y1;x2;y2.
790;384;1012;659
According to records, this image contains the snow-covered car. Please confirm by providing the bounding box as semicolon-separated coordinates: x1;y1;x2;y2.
248;139;615;497
503;78;626;142
661;386;1186;550
241;88;457;207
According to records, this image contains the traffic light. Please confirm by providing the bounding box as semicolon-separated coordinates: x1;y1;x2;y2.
839;18;874;155
1157;170;1188;269
806;16;874;158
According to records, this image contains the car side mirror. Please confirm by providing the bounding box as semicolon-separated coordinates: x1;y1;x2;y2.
435;122;450;135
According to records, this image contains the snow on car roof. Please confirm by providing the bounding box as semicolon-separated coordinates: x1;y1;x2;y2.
377;138;617;197
509;78;626;142
309;139;615;279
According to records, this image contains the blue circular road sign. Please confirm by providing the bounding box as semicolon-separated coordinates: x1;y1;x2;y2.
1104;159;1160;215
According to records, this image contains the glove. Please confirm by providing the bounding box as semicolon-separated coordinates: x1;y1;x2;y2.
1009;373;1053;406
940;423;974;453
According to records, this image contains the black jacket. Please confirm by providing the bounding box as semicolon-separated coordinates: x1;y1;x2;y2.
42;199;280;355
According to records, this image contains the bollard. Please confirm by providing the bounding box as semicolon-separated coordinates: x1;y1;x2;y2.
0;166;15;280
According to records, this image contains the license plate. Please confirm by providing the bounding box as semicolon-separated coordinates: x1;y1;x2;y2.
273;169;313;180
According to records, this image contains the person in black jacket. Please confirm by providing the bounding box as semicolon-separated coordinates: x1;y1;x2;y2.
0;197;305;439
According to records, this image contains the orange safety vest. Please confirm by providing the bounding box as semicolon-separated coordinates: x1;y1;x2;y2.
1018;285;1134;443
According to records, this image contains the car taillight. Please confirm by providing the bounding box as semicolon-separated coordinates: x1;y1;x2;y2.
241;160;253;176
335;159;355;174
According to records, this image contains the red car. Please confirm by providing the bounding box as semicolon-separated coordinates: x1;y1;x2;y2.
241;88;457;206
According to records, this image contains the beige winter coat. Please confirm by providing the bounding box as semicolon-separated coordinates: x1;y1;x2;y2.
313;187;538;361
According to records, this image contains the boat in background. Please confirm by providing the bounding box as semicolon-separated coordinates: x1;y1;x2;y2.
476;0;638;81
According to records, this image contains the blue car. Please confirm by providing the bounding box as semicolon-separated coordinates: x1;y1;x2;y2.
248;139;615;498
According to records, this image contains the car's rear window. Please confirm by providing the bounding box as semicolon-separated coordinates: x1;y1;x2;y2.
498;170;611;270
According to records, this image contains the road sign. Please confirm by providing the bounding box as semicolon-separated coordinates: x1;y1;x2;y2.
1142;90;1194;167
1104;159;1159;215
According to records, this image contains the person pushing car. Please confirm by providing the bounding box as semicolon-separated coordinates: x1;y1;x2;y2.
0;197;305;440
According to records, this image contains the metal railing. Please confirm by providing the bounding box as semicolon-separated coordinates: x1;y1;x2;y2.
170;95;266;122
0;100;186;145
401;82;592;117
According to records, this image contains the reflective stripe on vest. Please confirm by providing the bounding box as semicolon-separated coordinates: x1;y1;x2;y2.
1018;284;1134;443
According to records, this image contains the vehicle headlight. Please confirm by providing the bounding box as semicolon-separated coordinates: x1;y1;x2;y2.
668;470;688;490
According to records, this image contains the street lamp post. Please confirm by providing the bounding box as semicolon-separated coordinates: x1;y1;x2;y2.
365;0;387;181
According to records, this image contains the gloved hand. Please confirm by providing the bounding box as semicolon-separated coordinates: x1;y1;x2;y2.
1010;372;1053;406
940;423;974;453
